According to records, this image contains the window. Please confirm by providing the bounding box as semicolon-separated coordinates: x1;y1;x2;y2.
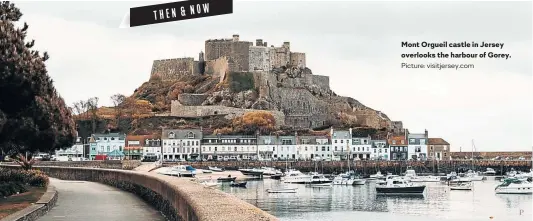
187;141;190;146
385;148;387;153
187;132;194;139
215;147;217;151
335;147;337;151
335;140;337;143
202;147;205;152
373;149;376;153
322;146;326;151
273;147;276;151
305;147;308;151
341;140;343;143
168;132;175;139
409;138;415;143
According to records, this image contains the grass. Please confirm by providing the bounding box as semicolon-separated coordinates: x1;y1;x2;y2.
0;186;46;219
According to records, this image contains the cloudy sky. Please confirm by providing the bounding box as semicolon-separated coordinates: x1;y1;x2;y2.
13;1;532;152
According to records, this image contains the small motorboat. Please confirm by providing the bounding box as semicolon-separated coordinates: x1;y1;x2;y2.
484;168;497;176
495;178;533;194
200;180;220;187
266;188;297;193
203;169;213;174
353;178;366;185
217;176;237;182
238;168;264;177
369;171;384;180
376;175;426;196
230;181;247;188
209;166;224;172
450;181;473;191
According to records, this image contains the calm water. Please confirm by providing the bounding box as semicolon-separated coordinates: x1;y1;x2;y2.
219;177;532;221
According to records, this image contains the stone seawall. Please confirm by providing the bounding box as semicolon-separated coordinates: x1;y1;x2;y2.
165;160;532;175
1;165;278;221
3;160;141;170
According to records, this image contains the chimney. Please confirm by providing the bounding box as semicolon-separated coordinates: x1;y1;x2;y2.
424;129;428;138
232;34;239;42
256;39;263;46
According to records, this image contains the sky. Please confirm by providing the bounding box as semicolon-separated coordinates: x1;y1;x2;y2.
12;1;532;152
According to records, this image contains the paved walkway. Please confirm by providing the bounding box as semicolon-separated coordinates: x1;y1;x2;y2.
39;178;165;221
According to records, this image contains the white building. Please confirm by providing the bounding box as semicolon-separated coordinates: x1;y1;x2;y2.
276;136;297;160
142;137;162;160
55;136;85;161
200;134;258;161
89;133;126;160
258;135;277;160
331;128;352;160
161;129;202;161
407;130;429;160
296;136;331;160
371;140;389;160
350;137;372;160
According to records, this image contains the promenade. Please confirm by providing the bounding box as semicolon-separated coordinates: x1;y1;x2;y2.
38;178;165;221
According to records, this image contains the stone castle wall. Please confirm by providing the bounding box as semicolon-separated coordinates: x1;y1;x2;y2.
269;46;291;69
205;39;252;72
177;94;209;106
249;46;270;71
290;52;306;68
150;58;195;80
205;57;229;83
170;100;285;126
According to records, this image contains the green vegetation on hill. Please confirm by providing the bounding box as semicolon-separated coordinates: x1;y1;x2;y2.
227;72;255;93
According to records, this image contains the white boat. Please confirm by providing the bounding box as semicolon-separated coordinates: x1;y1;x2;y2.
156;167;181;176
282;170;312;184
305;172;333;185
375;179;386;185
403;167;440;182
208;166;224;172
484;168;497;176
450;181;473;191
369;171;384;180
353;177;366;185
157;165;196;177
200;180;220;187
447;172;458;179
333;174;355;185
404;167;417;180
307;183;332;187
465;170;485;181
376;175;426;195
261;167;283;176
266;188;297;193
495;178;533;194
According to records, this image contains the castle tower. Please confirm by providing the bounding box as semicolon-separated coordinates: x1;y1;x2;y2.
256;39;263;46
283;42;290;49
199;51;204;62
232;34;239;42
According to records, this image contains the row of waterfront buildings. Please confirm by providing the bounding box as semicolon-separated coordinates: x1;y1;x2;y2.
56;128;452;162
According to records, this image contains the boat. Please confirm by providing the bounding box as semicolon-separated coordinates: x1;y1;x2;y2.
305;172;333;185
449;181;473;190
353;178;367;185
447;171;458;179
200;179;220;187
159;165;196;177
202;169;213;174
261;167;283;176
282;170;312;184
238;168;265;176
156;167;181;176
307;182;332;187
495;178;533;194
375;179;386;185
217;176;237;182
229;181;247;187
375;175;426;195
270;174;283;180
465;170;485;181
369;171;384;180
333;174;355;185
402;166;440;182
484;168;497;176
266;188;297;193
403;167;417;180
208;166;224;172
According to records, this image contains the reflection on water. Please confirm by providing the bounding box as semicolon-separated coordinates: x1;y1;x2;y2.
219;179;532;221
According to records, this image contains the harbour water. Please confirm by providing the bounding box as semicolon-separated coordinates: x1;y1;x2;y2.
219;177;531;221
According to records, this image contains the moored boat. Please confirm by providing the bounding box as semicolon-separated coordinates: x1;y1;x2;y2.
270;174;283;180
202;169;213;174
217;176;237;182
266;188;297;193
484;168;497;176
369;171;384;180
449;181;473;191
495;178;533;194
239;168;265;176
282;170;312;184
209;166;224;172
376;175;426;196
230;181;247;188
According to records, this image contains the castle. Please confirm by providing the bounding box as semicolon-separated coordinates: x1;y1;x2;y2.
150;34;307;80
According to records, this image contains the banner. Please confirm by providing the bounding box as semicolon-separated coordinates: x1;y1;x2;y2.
120;0;233;28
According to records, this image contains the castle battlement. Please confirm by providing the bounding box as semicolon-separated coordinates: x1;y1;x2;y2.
151;34;307;81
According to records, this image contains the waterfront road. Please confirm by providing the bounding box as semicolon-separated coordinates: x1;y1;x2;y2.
39;178;165;221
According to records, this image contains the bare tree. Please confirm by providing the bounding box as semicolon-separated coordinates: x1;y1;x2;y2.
86;97;99;133
110;94;126;129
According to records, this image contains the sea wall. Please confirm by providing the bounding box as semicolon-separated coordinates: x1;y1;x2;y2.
3;160;141;170
164;160;532;175
0;165;278;221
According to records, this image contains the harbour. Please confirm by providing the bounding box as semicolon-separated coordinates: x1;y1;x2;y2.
153;165;532;221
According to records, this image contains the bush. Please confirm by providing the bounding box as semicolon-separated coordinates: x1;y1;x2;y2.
0;182;28;197
0;168;49;187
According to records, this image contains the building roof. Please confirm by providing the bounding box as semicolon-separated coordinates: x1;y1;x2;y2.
298;136;329;145
428;138;450;145
161;129;203;139
331;130;350;139
93;133;126;139
388;136;407;146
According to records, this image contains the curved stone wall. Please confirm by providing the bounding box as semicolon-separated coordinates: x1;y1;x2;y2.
11;166;278;221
